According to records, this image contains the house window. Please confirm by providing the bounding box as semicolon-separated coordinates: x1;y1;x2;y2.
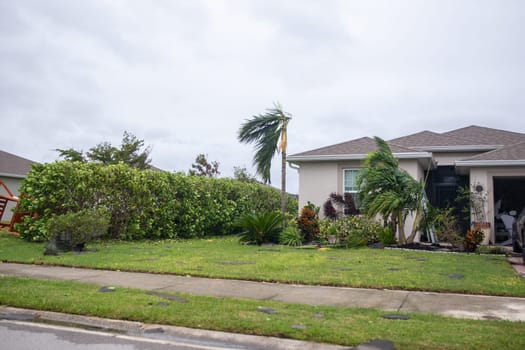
343;169;361;207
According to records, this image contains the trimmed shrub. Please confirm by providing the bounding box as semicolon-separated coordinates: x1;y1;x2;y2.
16;161;298;241
46;209;109;252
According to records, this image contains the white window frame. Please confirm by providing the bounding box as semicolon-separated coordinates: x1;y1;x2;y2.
343;168;361;208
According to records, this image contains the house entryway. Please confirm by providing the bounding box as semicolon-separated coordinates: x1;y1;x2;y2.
493;177;525;244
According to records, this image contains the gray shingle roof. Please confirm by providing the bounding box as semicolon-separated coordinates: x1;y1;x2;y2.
0;150;37;177
442;125;525;146
460;141;525;161
389;130;467;148
289;125;525;162
290;137;416;157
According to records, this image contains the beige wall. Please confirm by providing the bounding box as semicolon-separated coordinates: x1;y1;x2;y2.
433;152;483;166
0;176;22;222
295;159;425;241
296;162;339;210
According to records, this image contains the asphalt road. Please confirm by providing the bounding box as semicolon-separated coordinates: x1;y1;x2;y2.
0;320;255;350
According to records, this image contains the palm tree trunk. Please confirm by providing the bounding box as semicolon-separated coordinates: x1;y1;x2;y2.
281;138;287;227
397;210;406;244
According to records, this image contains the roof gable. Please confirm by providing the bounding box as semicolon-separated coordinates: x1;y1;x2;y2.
0;150;37;177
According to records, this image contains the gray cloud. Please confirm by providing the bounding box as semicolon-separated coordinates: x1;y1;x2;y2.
1;0;524;193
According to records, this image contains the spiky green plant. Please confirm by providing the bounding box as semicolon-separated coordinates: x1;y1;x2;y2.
237;211;283;245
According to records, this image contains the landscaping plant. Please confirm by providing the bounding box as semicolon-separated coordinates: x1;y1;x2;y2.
279;224;303;246
237;211;283;245
296;203;320;243
16;161;297;241
45;208;109;253
464;226;484;252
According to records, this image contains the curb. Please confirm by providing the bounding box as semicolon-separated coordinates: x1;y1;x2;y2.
0;306;355;350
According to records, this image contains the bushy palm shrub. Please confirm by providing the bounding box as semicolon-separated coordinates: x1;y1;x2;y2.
237;211;283;245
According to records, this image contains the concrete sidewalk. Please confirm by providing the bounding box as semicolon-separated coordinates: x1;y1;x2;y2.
1;262;525;322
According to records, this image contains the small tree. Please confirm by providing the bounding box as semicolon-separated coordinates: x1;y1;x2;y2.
56;131;152;169
233;166;259;183
189;154;220;177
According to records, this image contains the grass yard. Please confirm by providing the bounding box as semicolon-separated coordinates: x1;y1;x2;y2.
1;232;524;297
1;276;524;350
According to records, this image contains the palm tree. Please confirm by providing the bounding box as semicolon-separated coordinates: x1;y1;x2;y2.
238;103;292;219
357;137;423;244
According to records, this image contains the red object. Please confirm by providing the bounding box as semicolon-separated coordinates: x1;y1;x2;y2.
0;179;21;232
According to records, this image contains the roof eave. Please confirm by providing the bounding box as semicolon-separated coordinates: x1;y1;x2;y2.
0;172;26;179
455;160;525;167
287;152;433;163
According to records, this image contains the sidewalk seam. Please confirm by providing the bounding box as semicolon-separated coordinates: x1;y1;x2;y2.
396;292;410;312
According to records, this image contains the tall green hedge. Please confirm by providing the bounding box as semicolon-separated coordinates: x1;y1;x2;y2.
16;161;298;241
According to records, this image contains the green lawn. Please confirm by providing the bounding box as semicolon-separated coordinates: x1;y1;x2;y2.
1;276;524;350
1;232;524;296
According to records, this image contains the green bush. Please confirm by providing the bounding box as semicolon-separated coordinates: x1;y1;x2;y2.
279;224;303;246
16;161;298;241
237;211;283;245
46;209;110;252
329;216;381;247
378;226;397;245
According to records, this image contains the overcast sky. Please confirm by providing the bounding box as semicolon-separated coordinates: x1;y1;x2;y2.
1;0;524;193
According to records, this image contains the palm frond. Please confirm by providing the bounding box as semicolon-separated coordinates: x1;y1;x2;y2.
237;103;291;184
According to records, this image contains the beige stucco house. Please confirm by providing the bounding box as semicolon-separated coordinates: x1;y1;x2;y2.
0;150;37;222
288;125;525;245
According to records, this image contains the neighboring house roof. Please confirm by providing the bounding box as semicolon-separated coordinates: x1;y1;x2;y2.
0;150;37;178
289;125;525;165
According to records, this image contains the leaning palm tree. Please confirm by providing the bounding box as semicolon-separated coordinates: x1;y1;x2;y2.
357;137;423;244
238;103;292;219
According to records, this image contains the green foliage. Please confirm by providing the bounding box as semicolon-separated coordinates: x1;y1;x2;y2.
378;226;397;245
188;153;220;177
429;208;464;248
16;161;298;241
237;211;283;245
237;102;291;184
319;216;382;247
357;137;424;244
232;166;259;183
46;209;109;252
334;216;381;247
56;131;152;169
279;224;303;246
297;204;320;243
